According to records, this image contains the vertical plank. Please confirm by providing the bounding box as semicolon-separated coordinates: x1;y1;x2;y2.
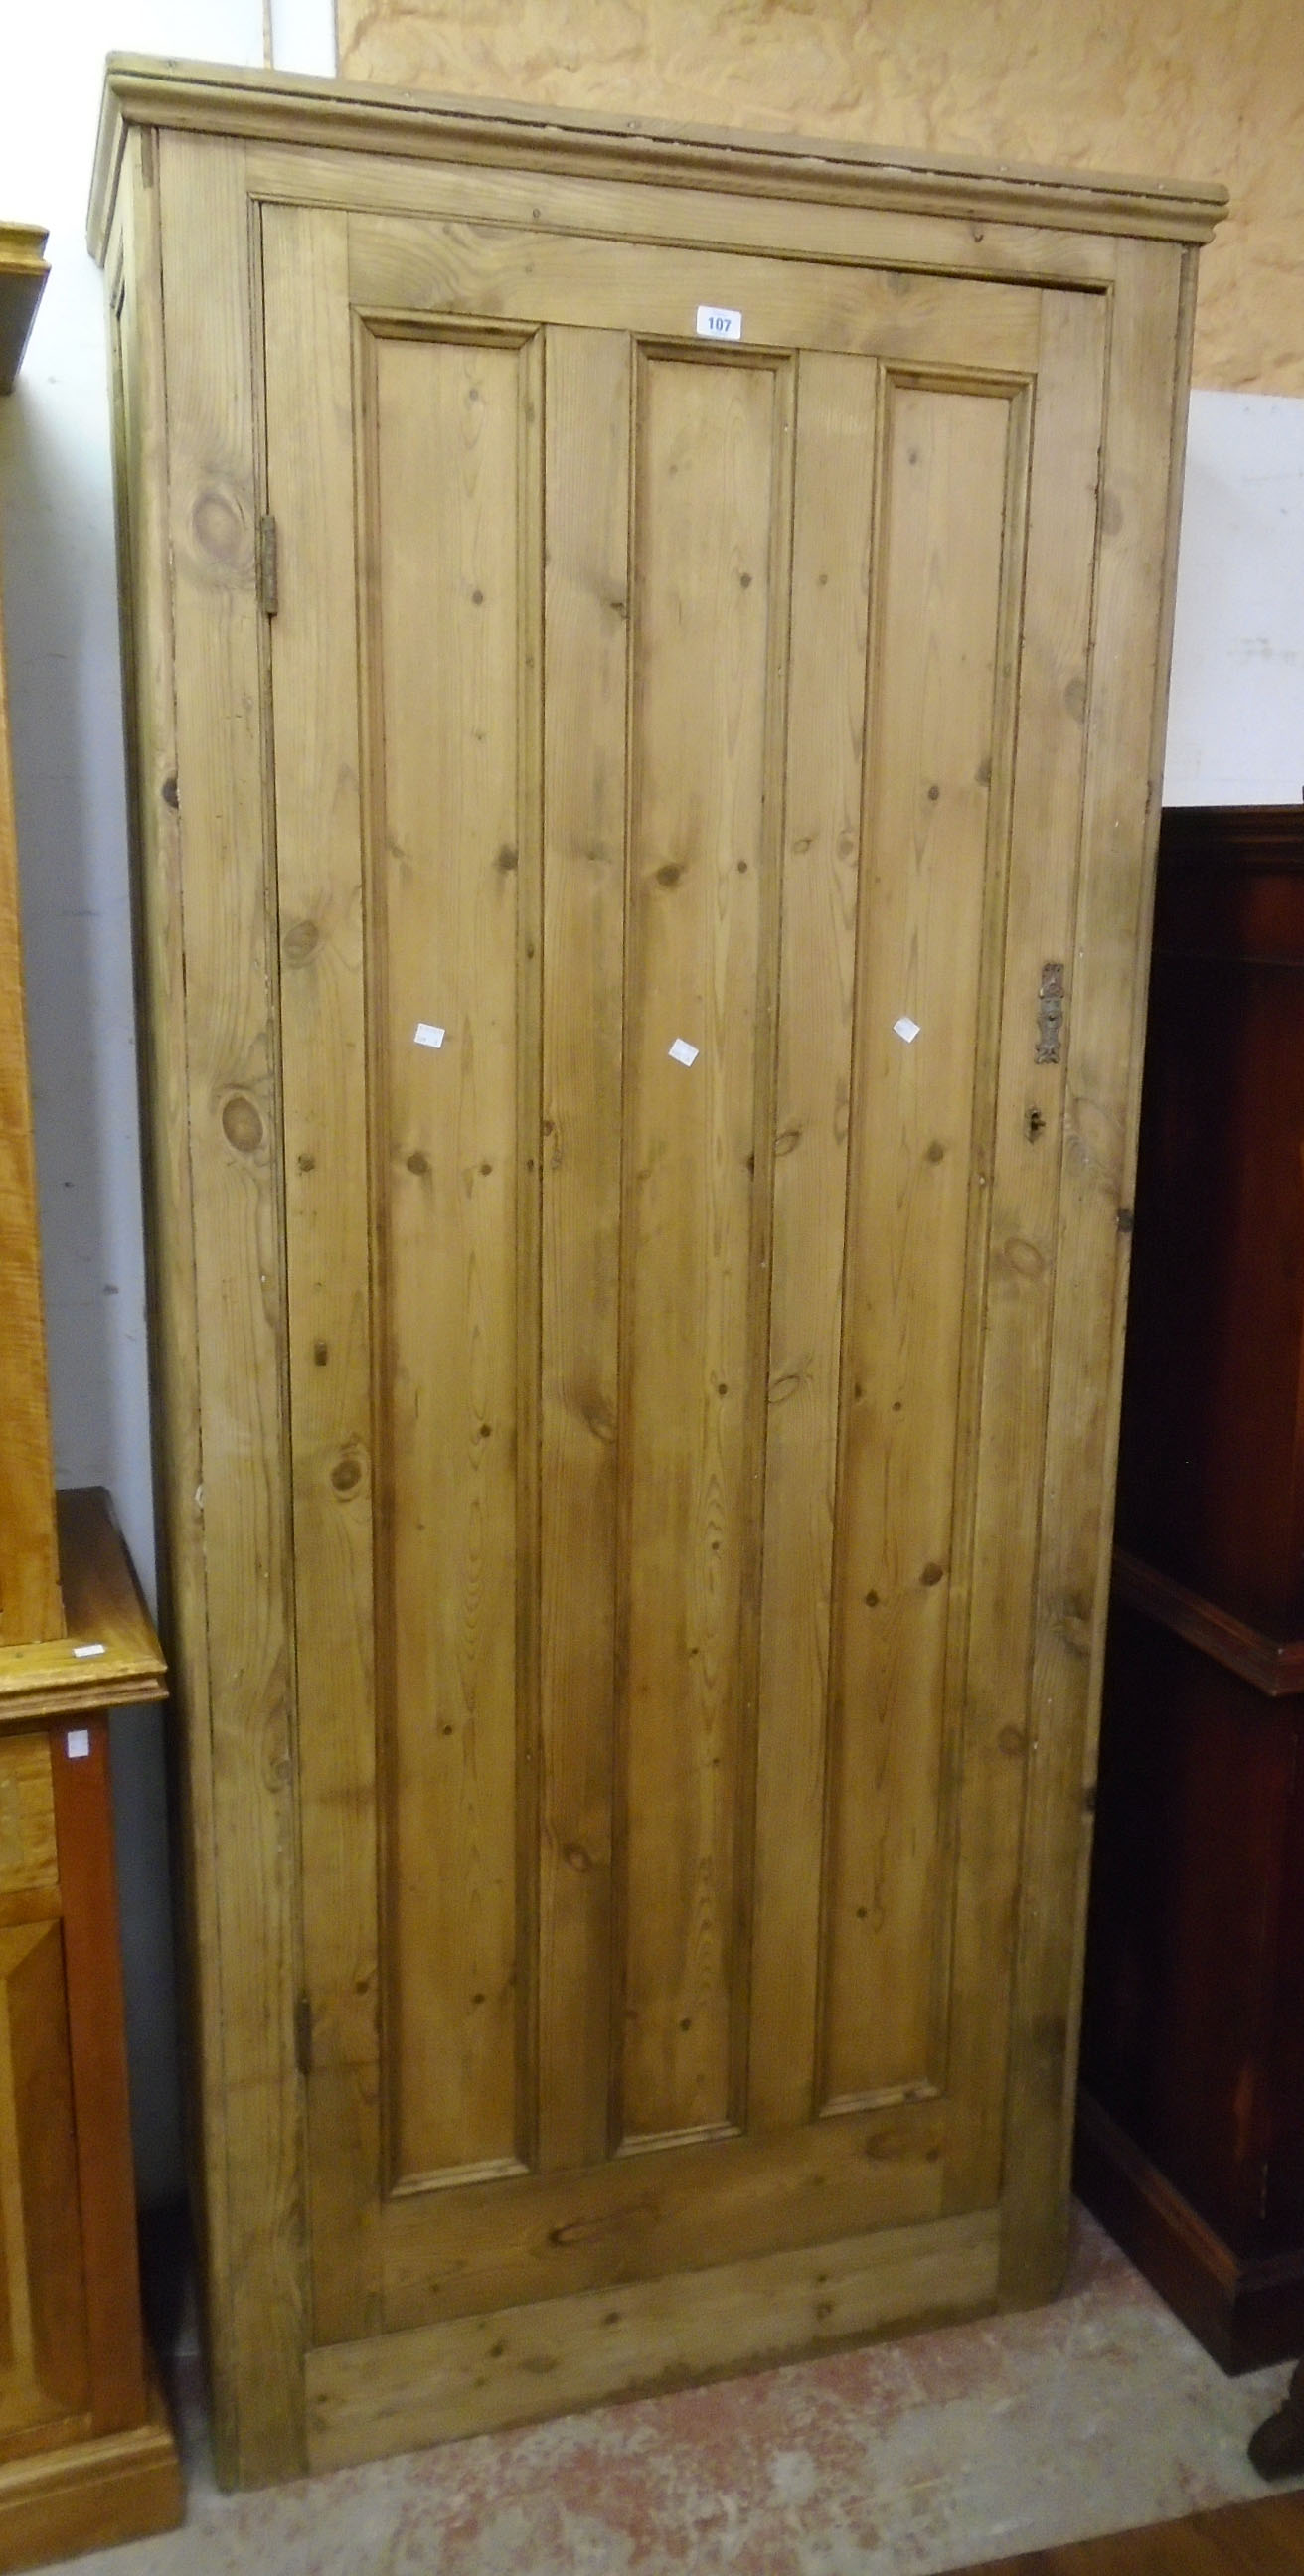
537;326;629;2174
374;327;534;2186
944;293;1105;2215
263;206;379;2344
619;351;784;2148
822;380;1011;2110
1000;241;1195;2304
159;129;304;2482
0;566;61;1647
50;1719;147;2432
748;350;877;2133
110;129;233;2420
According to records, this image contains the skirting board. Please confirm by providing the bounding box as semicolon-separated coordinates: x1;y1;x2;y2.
306;2206;1000;2471
1076;2092;1304;2374
0;2379;182;2573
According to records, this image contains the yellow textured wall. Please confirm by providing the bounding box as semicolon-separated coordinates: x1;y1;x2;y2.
336;0;1304;395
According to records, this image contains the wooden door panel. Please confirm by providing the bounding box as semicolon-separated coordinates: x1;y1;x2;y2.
618;348;791;2152
378;2094;949;2332
748;349;879;2134
347;214;1042;374
370;321;544;2191
536;325;630;2177
822;379;1021;2114
266;207;1105;2349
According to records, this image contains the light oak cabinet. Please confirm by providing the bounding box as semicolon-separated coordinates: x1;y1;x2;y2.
89;58;1222;2487
0;225;181;2563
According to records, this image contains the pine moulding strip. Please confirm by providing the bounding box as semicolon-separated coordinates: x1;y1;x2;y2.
86;57;1226;268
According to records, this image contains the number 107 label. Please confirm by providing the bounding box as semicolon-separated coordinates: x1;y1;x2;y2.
696;304;743;341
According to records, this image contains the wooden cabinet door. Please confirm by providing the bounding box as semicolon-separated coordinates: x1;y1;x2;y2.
263;202;1104;2351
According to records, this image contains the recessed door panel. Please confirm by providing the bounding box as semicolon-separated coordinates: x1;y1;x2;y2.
822;380;1021;2112
618;350;789;2150
372;326;540;2189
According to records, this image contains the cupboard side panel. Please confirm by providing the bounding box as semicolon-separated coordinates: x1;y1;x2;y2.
106;141;231;2399
822;382;1013;2110
373;328;535;2189
748;350;876;2134
618;351;784;2149
537;326;630;2174
159;130;305;2483
1001;241;1194;2304
263;205;381;2346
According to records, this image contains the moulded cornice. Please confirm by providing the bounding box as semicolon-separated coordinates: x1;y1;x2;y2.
87;53;1227;268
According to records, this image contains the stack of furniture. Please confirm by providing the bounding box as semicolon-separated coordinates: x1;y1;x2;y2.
90;55;1221;2487
1078;806;1304;2391
0;222;181;2565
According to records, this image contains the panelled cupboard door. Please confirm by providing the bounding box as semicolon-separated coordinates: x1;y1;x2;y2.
263;203;1105;2350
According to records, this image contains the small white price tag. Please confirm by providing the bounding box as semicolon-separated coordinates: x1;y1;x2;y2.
668;1038;700;1067
414;1022;445;1050
894;1016;921;1045
696;305;742;342
72;1642;106;1659
66;1729;91;1761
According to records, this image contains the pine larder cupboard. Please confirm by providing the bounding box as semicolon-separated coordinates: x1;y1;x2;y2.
89;58;1222;2487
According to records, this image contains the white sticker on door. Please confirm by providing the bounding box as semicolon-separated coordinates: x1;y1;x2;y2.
696;305;742;342
414;1022;446;1049
668;1038;700;1066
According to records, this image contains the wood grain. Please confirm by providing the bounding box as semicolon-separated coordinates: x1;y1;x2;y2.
823;376;1011;2110
944;287;1105;2217
308;2206;1000;2470
94;66;1211;2476
537;324;629;2174
618;349;784;2148
999;238;1194;2309
0;1492;164;1727
0;2377;181;2574
373;324;535;2186
158;128;305;2484
262;201;380;2346
50;1722;146;2436
88;59;1225;261
348;214;1041;374
748;349;877;2134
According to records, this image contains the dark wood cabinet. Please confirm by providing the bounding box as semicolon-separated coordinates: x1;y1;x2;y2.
1078;805;1304;2372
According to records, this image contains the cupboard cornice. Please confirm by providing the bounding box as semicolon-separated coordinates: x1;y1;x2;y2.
87;54;1225;268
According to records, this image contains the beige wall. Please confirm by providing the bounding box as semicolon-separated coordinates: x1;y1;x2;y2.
337;0;1303;395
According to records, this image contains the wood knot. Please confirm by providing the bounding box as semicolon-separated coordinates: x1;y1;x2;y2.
221;1093;263;1155
282;918;320;967
192;486;248;578
331;1455;362;1495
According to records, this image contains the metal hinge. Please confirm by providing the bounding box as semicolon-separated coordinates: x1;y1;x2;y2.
257;514;279;617
293;1991;312;2079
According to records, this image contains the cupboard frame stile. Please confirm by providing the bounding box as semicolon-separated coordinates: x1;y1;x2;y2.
88;55;1222;2489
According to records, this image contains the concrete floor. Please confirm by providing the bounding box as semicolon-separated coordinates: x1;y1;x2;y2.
42;2210;1304;2576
